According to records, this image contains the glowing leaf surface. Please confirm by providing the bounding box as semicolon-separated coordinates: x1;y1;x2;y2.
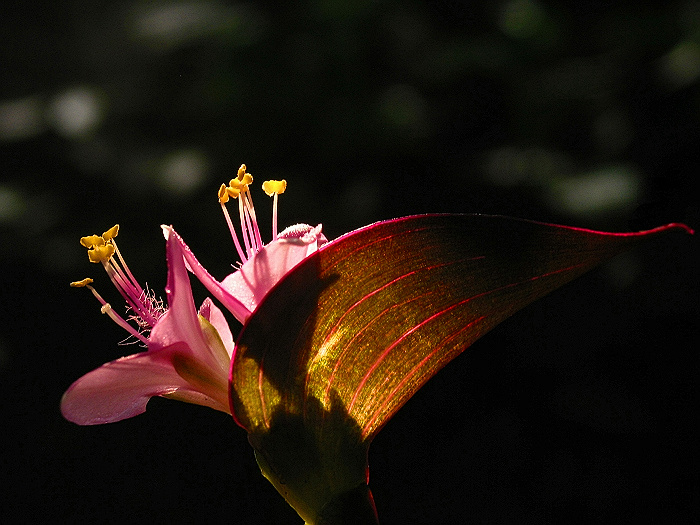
230;214;690;442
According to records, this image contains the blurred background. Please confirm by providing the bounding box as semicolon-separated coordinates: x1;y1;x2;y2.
1;1;697;523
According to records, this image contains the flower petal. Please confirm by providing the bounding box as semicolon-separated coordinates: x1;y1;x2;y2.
151;228;230;373
163;224;326;323
163;226;253;323
60;347;228;425
199;297;234;358
221;224;327;315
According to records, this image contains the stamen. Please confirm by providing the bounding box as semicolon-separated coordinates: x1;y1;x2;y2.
236;165;263;253
218;184;247;262
99;302;148;344
102;224;119;241
104;259;159;327
111;239;142;299
88;244;115;263
218;184;230;204
226;185;241;199
222;164;258;259
237;188;253;257
80;235;104;248
271;193;279;241
262;180;287;241
243;190;263;251
70;279;148;344
217;163;269;262
70;277;94;287
262;180;287;196
236;164;253;185
77;226;163;336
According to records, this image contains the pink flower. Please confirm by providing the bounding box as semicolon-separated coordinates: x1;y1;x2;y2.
61;226;232;424
61;165;324;424
163;166;326;325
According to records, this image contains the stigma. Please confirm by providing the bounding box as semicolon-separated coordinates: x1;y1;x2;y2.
73;225;164;344
218;164;288;260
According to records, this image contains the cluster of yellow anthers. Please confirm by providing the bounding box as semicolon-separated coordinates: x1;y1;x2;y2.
79;224;119;264
217;164;287;262
71;224;161;344
217;164;254;203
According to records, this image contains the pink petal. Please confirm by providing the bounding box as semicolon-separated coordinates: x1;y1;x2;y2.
163;224;326;324
199;297;234;358
150;229;230;374
148;229;201;351
163;226;253;324
221;224;327;316
60;346;228;425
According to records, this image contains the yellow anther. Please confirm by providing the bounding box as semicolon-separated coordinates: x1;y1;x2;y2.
80;235;105;249
88;244;115;264
239;172;253;185
262;180;287;196
234;164;254;186
218;183;230;204
70;278;94;288
229;173;253;193
102;224;119;241
228;174;251;196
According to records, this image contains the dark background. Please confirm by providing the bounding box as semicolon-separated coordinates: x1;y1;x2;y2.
1;1;697;523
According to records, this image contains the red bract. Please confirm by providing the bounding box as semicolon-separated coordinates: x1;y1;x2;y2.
229;214;692;524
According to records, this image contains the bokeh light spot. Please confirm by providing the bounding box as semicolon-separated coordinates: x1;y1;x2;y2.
484;146;571;187
0;186;26;223
499;0;547;40
131;1;264;49
659;40;700;89
0;96;43;141
47;86;104;139
157;149;209;197
547;166;642;218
